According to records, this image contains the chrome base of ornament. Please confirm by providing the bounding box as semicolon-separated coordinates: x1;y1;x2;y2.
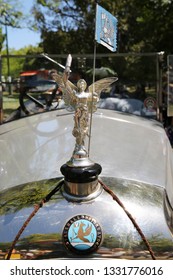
60;162;102;201
66;156;94;167
66;144;94;167
62;180;103;202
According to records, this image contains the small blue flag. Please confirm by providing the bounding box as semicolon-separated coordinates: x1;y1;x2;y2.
95;4;118;52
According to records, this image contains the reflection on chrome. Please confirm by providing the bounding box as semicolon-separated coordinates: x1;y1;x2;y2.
0;178;173;260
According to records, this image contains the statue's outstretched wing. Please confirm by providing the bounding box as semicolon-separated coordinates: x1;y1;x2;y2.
54;73;78;109
87;77;118;98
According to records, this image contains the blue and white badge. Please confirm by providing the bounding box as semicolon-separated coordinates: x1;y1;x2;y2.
63;215;102;254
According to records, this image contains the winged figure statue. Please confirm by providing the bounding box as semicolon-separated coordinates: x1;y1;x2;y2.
54;54;118;165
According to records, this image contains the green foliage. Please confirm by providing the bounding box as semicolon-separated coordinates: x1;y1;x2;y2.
102;233;173;253
1;45;44;78
30;0;173;54
102;234;121;248
0;0;25;51
0;28;5;50
1;0;173;55
1;49;24;78
0;0;23;28
1;0;173;82
0;178;62;215
19;233;62;244
138;234;173;252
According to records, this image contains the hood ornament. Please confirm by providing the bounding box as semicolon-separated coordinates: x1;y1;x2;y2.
49;53;118;200
55;54;117;167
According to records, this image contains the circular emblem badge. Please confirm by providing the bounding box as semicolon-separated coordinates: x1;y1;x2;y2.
144;97;156;111
63;215;102;254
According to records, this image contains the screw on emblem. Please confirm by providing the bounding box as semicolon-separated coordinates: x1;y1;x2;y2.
63;215;102;254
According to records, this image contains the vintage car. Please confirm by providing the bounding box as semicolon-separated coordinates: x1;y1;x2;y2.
0;55;173;261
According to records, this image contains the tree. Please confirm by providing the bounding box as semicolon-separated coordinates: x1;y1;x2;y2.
0;1;45;81
1;46;44;78
31;0;97;54
0;0;24;51
30;0;173;55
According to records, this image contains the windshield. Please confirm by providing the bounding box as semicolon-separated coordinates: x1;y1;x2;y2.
1;53;159;123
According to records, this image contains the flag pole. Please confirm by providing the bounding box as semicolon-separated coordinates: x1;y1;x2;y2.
88;3;118;156
87;3;98;157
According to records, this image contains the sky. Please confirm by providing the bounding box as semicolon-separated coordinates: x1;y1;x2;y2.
3;0;41;50
7;26;40;50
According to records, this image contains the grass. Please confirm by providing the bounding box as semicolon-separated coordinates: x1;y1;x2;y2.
1;91;20;121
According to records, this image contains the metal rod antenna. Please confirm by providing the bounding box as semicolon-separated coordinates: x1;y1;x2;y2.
88;41;97;157
88;3;98;157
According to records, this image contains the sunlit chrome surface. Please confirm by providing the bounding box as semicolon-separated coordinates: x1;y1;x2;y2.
1;109;173;206
63;180;102;202
164;192;173;236
0;109;170;189
0;177;173;260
